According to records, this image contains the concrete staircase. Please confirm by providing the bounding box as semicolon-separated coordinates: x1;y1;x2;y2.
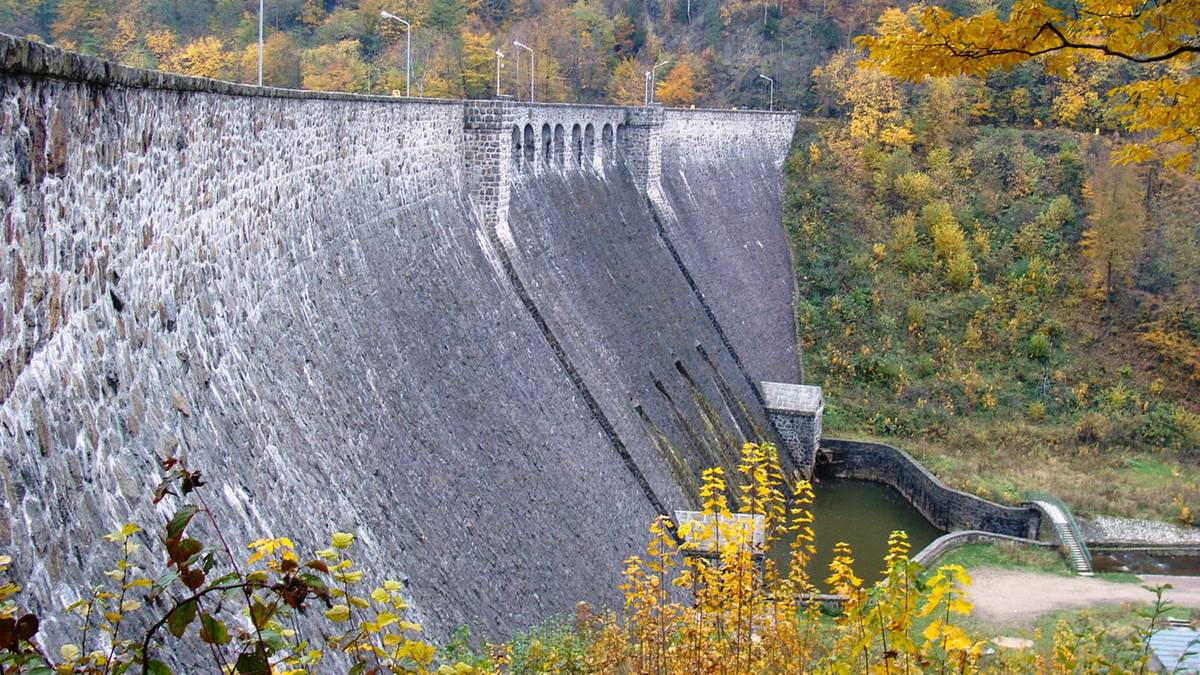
1028;498;1094;576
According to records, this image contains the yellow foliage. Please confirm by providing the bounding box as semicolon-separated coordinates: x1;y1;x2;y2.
161;37;233;80
857;1;1200;172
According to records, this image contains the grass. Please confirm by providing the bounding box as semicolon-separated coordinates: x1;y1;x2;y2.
932;542;1066;576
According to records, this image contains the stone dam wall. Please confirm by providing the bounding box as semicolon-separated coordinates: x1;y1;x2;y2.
657;110;802;385
0;34;802;645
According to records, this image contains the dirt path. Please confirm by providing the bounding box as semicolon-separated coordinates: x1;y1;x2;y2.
966;568;1200;625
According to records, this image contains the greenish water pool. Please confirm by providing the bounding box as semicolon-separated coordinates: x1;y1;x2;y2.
773;478;944;589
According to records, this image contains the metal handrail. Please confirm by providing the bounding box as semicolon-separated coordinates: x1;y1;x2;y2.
1025;491;1093;568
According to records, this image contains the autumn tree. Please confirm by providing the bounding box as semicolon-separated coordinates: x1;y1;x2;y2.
459;27;494;99
162;37;235;79
856;1;1200;171
1080;150;1147;319
655;55;707;106
301;39;369;92
608;58;644;105
811;48;908;142
239;32;302;88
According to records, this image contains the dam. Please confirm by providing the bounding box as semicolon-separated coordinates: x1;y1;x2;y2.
0;34;808;643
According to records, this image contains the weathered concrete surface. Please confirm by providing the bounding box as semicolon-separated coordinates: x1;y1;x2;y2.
658;110;800;384
504;165;782;503
0;63;659;644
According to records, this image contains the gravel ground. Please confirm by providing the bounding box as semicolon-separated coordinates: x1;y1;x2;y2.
967;568;1200;626
1081;515;1200;546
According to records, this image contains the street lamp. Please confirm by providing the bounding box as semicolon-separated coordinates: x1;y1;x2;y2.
648;60;670;105
644;71;651;105
759;73;774;111
257;0;263;86
495;50;504;98
380;11;412;97
513;41;534;102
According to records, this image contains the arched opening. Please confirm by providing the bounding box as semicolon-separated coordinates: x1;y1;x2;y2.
511;126;521;170
571;124;582;168
583;123;595;167
523;124;535;172
614;124;624;159
554;124;565;168
602;123;614;162
541;123;552;170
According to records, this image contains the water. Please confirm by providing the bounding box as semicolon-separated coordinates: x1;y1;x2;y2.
1092;550;1200;576
772;478;944;589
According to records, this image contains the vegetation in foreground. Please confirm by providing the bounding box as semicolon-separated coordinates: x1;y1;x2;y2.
0;444;1183;673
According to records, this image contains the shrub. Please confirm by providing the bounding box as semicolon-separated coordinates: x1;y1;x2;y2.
945;251;977;290
1141;403;1200;453
1028;400;1047;421
894;171;936;206
1028;333;1052;362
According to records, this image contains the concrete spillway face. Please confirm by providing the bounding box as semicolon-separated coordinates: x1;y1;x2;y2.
0;44;661;655
503;156;782;511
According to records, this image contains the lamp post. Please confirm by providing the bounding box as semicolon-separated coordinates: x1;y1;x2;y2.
758;73;774;111
513;40;534;102
644;70;651;105
257;0;263;86
380;11;411;97
495;50;504;98
648;60;670;105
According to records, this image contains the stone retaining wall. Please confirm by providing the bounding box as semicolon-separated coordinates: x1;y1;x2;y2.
912;530;1057;567
821;439;1042;538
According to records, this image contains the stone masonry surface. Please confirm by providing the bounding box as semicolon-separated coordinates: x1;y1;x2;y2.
0;33;804;651
657;110;802;385
821;440;1042;539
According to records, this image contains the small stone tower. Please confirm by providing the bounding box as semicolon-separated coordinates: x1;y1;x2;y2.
760;382;823;476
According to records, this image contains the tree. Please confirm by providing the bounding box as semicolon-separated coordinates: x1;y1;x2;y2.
459;27;494;99
655;55;707;106
608;58;643;105
240;32;302;88
811;49;907;142
1080;151;1147;318
162;37;235;79
301;40;369;92
856;2;1200;171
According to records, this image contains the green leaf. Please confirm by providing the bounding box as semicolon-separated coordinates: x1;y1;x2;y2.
235;646;271;675
250;600;277;630
167;599;197;639
199;612;231;645
145;659;172;675
167;505;199;540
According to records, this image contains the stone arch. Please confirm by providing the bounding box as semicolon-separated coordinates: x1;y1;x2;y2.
522;124;535;171
571;124;582;168
601;123;614;162
511;125;521;170
583;123;595;167
553;124;565;168
541;123;552;170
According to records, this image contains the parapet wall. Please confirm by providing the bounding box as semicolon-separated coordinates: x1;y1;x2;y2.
821;439;1042;538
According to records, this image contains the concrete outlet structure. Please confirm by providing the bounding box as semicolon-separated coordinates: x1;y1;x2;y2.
761;382;824;474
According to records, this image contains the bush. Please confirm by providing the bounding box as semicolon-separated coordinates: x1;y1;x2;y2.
1028;400;1047;421
1141;403;1200;453
945;251;977;290
1027;333;1052;362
